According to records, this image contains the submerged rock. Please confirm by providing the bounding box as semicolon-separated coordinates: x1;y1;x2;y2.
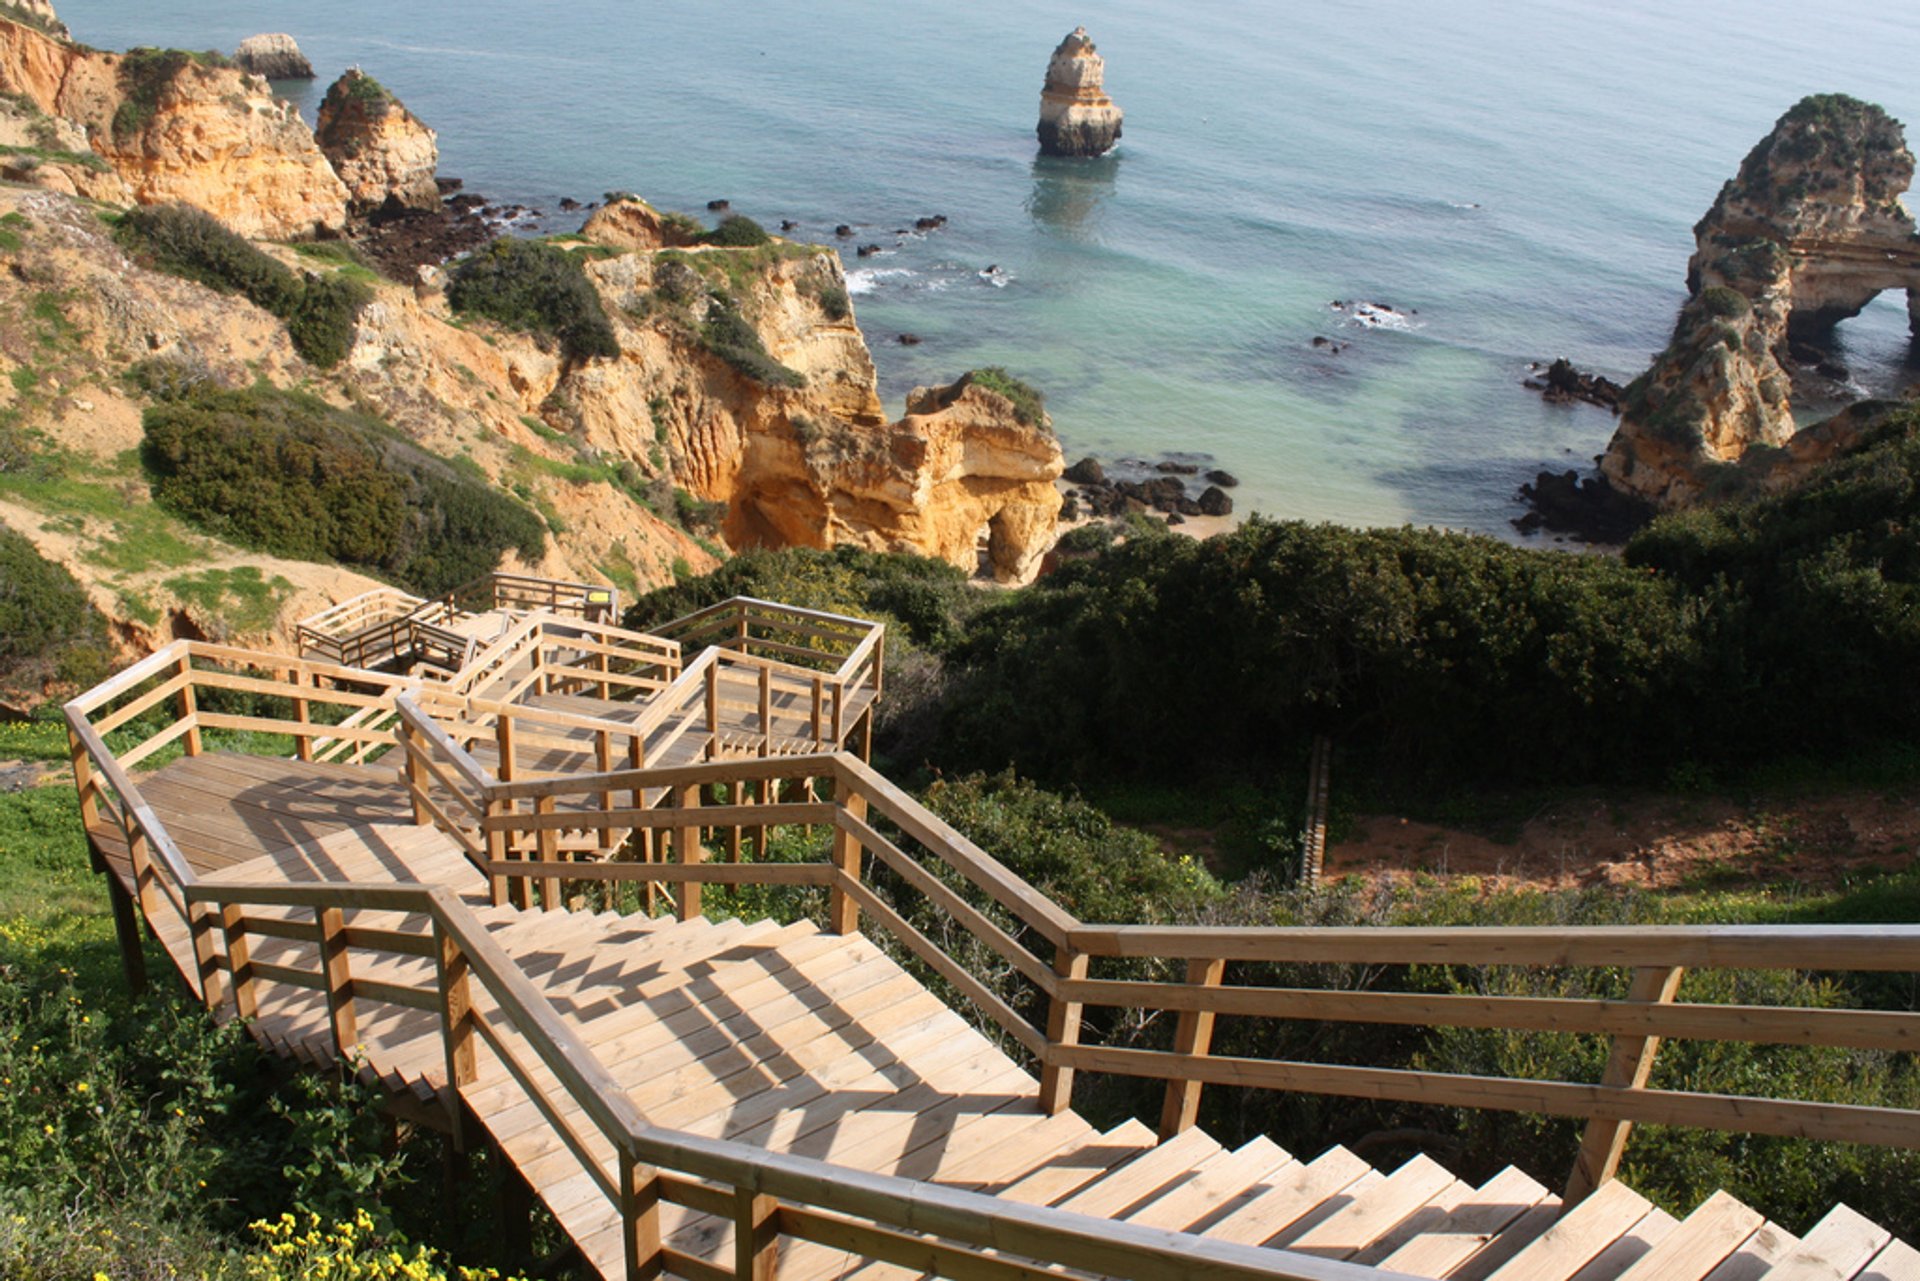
234;33;314;80
1036;27;1123;158
315;69;440;213
1602;93;1920;508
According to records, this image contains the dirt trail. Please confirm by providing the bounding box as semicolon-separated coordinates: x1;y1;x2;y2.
1326;788;1920;893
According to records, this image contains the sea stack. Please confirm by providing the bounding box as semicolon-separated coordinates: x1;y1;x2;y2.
315;69;441;213
233;33;315;80
1600;93;1920;507
1036;27;1123;158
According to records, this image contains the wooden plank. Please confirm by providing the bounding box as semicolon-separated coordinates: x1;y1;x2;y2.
1700;1221;1799;1281
1566;1207;1676;1281
1612;1191;1763;1281
1067;923;1920;971
1124;1136;1293;1232
1367;1166;1550;1274
1053;1127;1222;1218
1763;1206;1894;1281
1859;1238;1920;1281
1050;1044;1920;1151
1567;965;1686;1204
1483;1179;1653;1281
1281;1154;1459;1259
993;1120;1160;1207
1199;1146;1376;1249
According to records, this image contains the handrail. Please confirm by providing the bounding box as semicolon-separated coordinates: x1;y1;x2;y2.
177;871;1410;1281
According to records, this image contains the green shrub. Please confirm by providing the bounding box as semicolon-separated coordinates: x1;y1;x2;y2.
0;524;103;682
816;284;851;320
966;366;1046;427
116;205;370;369
142;383;543;595
1701;285;1751;319
699;302;803;388
446;237;618;363
113;48;232;140
702;214;771;247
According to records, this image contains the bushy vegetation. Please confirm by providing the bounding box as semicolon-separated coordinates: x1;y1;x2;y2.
112;47;233;140
142;382;543;595
702;214;771;247
446;237;618;363
0;523;107;688
116;205;370;368
966;366;1046;427
699;301;804;389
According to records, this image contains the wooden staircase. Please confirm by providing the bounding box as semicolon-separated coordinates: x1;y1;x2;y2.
60;608;1920;1281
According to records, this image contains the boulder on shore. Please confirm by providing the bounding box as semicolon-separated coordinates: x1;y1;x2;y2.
1036;27;1123;158
234;34;314;80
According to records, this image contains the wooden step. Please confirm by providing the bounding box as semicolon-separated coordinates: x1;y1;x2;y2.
1199;1145;1375;1248
1614;1190;1765;1281
1282;1153;1461;1259
1485;1180;1656;1281
1860;1238;1920;1281
1053;1126;1224;1218
1124;1136;1294;1233
1568;1206;1677;1281
1764;1205;1894;1281
1701;1220;1801;1281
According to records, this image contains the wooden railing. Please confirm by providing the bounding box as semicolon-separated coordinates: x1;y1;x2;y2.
443;570;619;623
648;598;883;752
406;744;1920;1208
296;588;434;671
68;689;1402;1281
448;615;680;707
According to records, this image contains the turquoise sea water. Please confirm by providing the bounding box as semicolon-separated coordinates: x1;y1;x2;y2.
59;0;1920;535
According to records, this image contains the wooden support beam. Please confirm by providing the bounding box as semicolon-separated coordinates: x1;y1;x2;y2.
733;1187;780;1281
316;905;358;1057
102;861;147;993
222;903;257;1019
830;790;868;935
535;794;561;911
292;668;314;762
676;783;702;922
1566;964;1686;1204
175;655;203;757
1039;945;1090;1114
620;1152;664;1281
1159;956;1226;1139
435;923;475;1148
189;904;227;1012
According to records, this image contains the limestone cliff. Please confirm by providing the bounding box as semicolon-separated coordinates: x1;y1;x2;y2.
0;17;348;237
1603;94;1920;506
315;70;439;213
580;195;703;253
234;33;313;81
1037;27;1123;158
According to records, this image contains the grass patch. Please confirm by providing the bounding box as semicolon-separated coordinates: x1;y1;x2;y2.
162;565;294;635
965;366;1046;428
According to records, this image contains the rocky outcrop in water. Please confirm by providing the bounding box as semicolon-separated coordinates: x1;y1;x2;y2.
315;70;439;213
233;34;313;80
1036;27;1123;158
1601;94;1920;507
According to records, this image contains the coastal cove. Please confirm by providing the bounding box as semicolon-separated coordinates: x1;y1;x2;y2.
57;0;1920;538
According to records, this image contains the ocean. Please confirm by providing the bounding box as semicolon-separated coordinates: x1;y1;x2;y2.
57;0;1920;537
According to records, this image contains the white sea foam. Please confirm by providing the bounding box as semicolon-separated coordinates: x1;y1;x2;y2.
846;268;914;296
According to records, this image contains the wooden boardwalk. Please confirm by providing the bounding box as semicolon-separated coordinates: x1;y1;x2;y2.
62;595;1920;1281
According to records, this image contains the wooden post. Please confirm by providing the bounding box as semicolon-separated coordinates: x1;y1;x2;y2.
434;922;476;1147
66;729;100;831
1038;945;1089;1114
676;783;702;922
101;866;147;993
732;1186;780;1281
757;664;772;758
596;729;616;859
494;716;524;909
189;905;227;1011
484;796;512;908
829;789;868;935
222;903;257;1019
405;721;431;827
809;675;823;746
175;656;203;757
316;905;358;1058
124;821;165;933
293;668;314;762
1159;956;1226;1139
703;662;719;759
1565;964;1686;1205
535;794;562;911
619;1151;663;1281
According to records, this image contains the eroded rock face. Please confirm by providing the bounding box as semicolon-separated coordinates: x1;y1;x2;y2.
1037;27;1123;158
234;33;313;80
315;70;439;213
1602;94;1920;507
0;19;349;237
580;195;702;252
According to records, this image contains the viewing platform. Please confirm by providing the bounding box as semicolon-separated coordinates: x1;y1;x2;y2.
62;579;1920;1281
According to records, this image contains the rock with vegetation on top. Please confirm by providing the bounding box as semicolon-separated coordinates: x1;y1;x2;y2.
579;193;703;252
1602;93;1920;508
233;33;313;80
1036;27;1123;158
7;0;66;39
315;69;439;213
